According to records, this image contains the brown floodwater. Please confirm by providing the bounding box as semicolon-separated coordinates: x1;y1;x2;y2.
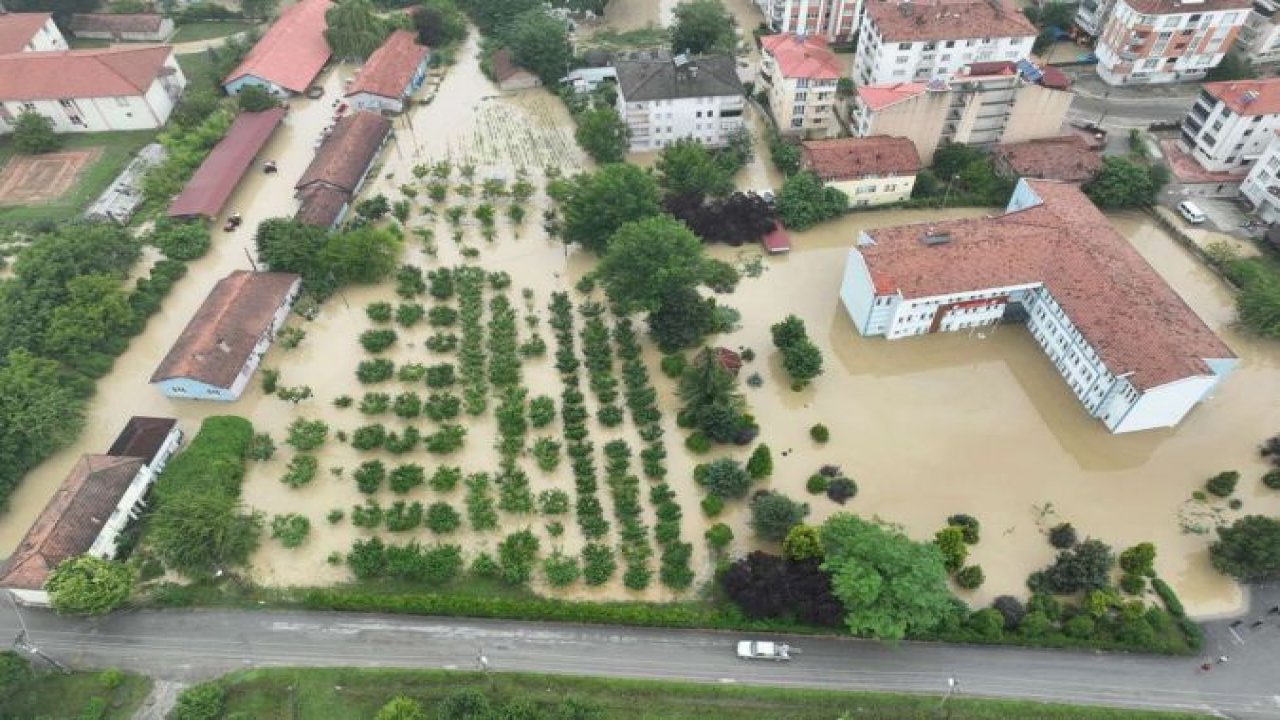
3;32;1279;618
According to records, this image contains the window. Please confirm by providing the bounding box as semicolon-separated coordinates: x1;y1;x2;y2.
945;40;955;48
115;97;130;107
896;55;909;63
795;91;808;101
941;54;951;61
695;111;702;118
796;78;810;88
1143;58;1161;69
898;42;912;49
791;117;803;128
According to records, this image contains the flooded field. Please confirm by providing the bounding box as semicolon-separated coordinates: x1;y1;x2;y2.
1;22;1279;619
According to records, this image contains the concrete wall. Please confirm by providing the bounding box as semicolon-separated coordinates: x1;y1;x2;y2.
829;172;916;206
1003;84;1074;145
1113;374;1220;432
858;92;949;164
9;588;50;607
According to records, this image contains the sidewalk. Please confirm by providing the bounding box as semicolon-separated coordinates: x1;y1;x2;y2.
1066;69;1204;101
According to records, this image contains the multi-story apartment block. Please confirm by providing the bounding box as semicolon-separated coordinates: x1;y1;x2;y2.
615;54;745;152
1094;0;1250;85
850;60;1072;163
1077;0;1121;36
756;0;862;41
759;33;841;135
839;178;1236;434
1178;79;1280;172
1239;128;1280;220
1237;0;1280;65
854;0;1037;85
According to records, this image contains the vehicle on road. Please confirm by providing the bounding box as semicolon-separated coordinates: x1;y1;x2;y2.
737;640;792;661
1177;201;1207;224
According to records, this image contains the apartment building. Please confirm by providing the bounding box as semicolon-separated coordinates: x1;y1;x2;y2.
839;178;1236;434
1094;0;1250;85
1235;0;1280;64
1077;0;1120;36
1239;128;1280;220
1178;78;1280;172
615;54;745;152
756;0;862;41
854;0;1037;85
759;33;841;135
850;60;1072;163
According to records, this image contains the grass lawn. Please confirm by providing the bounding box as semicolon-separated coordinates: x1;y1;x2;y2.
68;36;111;49
171;20;257;43
580;26;668;51
0;129;158;224
216;668;1210;719
1;668;151;719
176;50;219;96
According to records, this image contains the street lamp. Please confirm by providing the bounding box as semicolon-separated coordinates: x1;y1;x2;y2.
940;174;960;209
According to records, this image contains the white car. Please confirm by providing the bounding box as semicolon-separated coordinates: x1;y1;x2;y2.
1177;201;1207;224
736;640;792;661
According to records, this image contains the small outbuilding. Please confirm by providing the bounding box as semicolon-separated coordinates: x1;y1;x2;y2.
69;13;175;42
150;271;302;401
345;29;429;113
492;48;541;91
0;417;182;607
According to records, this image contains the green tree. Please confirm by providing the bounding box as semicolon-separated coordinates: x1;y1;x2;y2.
42;274;134;361
45;555;134;615
647;286;717;353
240;0;280;19
504;8;572;85
1210;515;1280;582
171;682;225;720
750;492;809;541
12;110;61;154
236;84;279;112
746;443;773;480
0;350;86;505
413;0;467;46
1024;0;1073;28
375;696;428;720
254;218;330;279
820;513;958;642
695;457;751;498
677;346;748;442
456;0;540;33
595;216;709;313
562;164;662;253
934;526;968;572
1206;52;1257;82
321;226;403;285
1082;156;1161;209
148;492;263;578
575;106;629;164
1237;277;1280;338
670;0;735;55
782;523;823;561
325;0;390;60
0;651;31;702
776;171;847;230
655;137;734;202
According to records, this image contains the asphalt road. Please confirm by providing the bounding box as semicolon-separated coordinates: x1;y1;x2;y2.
3;606;1279;718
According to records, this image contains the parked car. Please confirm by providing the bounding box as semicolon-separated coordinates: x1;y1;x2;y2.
1177;201;1207;224
736;640;792;661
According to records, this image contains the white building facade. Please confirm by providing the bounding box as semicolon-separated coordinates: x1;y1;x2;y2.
1237;0;1280;64
1239;129;1280;220
1093;0;1250;86
854;0;1036;85
756;0;862;41
0;12;69;52
1178;79;1280;172
759;33;841;134
615;55;745;152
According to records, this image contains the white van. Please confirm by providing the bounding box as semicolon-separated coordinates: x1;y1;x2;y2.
1177;201;1207;224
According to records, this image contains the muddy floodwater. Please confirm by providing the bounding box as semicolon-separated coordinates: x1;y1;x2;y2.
2;30;1279;618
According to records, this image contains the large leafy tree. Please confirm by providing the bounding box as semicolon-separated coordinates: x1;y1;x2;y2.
0;350;86;505
721;551;843;626
595;215;712;313
1210;515;1280;582
776;171;848;230
677;346;748;442
320;226;402;285
1028;539;1115;594
42;274;134;361
255;218;329;277
413;0;467;46
575;106;629;164
750;492;809;541
457;0;540;33
46;556;134;616
325;0;390;60
655;137;734;203
820;513;958;642
148;492;263;578
12;110;61;154
561;164;662;254
1236;275;1280;338
240;0;280;20
504;8;572;85
1082;156;1163;209
670;0;735;55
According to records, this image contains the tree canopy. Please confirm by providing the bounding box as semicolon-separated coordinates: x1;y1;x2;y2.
677;347;750;443
820;513;958;642
1082;156;1164;209
655;137;735;202
413;0;467;46
46;555;134;616
12;110;61;154
149;492;263;577
670;0;736;55
325;0;391;60
504;8;572;85
255;219;401;294
1210;515;1280;582
457;0;541;34
775;171;847;230
594;215;714;313
561;165;663;253
751;492;809;541
574;106;629;164
375;696;428;720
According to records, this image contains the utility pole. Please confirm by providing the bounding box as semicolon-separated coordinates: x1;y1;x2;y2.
8;592;69;674
935;676;959;719
1096;89;1112;126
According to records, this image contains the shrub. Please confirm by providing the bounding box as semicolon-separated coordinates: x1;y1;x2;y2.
327;509;344;524
285;419;328;451
246;433;276;461
357;359;396;383
750;492;809;541
498;530;541;585
1049;523;1078;549
351;500;383;529
360;329;398;353
1120;572;1147;595
782;524;823;561
810;424;829;443
431;465;462;492
582;543;616;585
1034;539;1115;594
384;426;421;454
280;454;318;488
696;458;751;498
700;494;724;517
1119;542;1157;577
271;514;310;548
955;565;985;589
425;333;458;352
429;305;459;326
597;404;624;427
351;424;387;451
1264;470;1280;490
425;424;467;454
423;501;461;533
966;608;1003;641
705;523;734;550
424;393;462;421
393;391;423;419
531;437;561;471
471;552;500;579
1206;471;1240;497
538;489;570;515
366;302;393;323
354;461;386;494
947;514;981;544
384;501;424;531
151;219;211;261
360;392;391;414
1064;614;1096;639
543;552;580;587
395;303;425;327
261;368;280;394
825;476;857;504
660;354;686;378
333;394;354;408
389;464;425;493
171;682;225;720
806;473;829;494
934;526;968;572
746;443;773;480
425;363;456;388
992;595;1026;630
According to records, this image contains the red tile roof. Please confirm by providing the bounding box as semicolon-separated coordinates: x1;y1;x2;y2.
993;135;1102;183
861;180;1233;390
802;136;921;180
864;0;1036;42
856;82;927;111
0;455;143;591
1203;78;1280;116
1039;65;1071;90
492;47;533;83
760;33;841;80
168;108;287;218
296;111;391;194
0;12;53;53
150;271;301;388
106;417;178;464
294;183;350;227
70;13;166;35
225;0;331;93
346;30;428;100
0;45;174;101
1123;0;1250;14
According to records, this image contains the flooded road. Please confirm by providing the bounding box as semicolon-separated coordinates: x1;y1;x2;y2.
2;24;1279;619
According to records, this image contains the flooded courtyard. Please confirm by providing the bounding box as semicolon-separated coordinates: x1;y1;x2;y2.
0;20;1278;619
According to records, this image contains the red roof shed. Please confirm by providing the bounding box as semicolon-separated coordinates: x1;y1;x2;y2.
167;108;287;218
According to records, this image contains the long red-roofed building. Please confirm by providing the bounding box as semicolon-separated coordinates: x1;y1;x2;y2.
345;30;429;113
224;0;332;95
167;107;287;218
839;178;1236;433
